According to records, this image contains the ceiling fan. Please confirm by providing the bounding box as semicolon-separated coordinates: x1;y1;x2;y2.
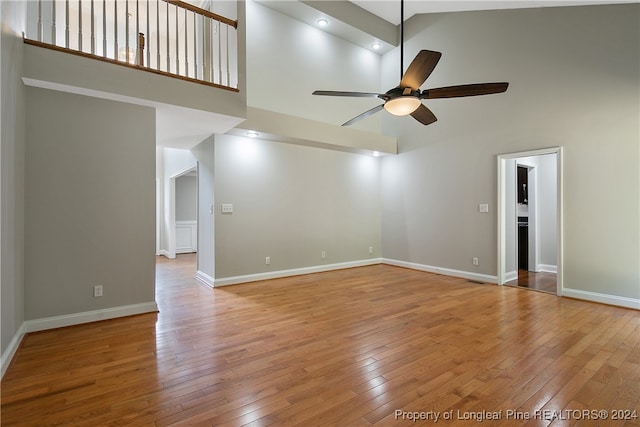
312;0;509;126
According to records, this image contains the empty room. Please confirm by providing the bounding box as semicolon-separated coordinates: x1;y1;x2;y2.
1;0;638;425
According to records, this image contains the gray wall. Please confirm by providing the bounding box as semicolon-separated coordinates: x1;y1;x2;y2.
536;155;557;268
246;0;382;132
24;88;156;319
176;175;198;221
1;0;26;357
381;4;639;299
214;134;381;279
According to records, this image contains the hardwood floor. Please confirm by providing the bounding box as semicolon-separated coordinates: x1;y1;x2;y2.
2;255;639;426
507;270;558;294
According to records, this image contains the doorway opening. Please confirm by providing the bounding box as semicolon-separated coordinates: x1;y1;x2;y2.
497;147;563;295
174;167;199;257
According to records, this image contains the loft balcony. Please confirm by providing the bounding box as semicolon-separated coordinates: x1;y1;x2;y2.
23;0;247;147
26;0;239;90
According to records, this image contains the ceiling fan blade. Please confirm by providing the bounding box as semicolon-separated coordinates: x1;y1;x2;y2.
410;104;438;126
421;82;509;99
313;90;383;98
342;105;384;126
399;50;442;91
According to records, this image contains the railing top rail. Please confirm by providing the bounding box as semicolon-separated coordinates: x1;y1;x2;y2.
162;0;238;28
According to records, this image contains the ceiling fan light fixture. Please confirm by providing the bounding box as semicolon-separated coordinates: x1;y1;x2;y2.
384;96;421;116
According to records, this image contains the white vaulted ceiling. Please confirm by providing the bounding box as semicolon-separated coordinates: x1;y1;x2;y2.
351;0;638;25
256;0;638;53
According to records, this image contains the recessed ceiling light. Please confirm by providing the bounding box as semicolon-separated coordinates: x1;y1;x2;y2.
372;42;381;50
373;151;380;157
246;131;259;138
316;18;329;27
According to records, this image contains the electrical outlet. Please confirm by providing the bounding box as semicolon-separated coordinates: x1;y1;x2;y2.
321;250;326;259
368;246;374;255
473;257;479;266
93;285;103;297
265;256;271;265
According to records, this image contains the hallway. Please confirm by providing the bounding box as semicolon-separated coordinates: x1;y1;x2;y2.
507;270;558;294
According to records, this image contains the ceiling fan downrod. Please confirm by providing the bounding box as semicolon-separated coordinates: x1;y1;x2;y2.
400;0;404;81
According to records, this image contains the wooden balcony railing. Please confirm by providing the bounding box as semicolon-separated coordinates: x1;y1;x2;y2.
25;0;238;91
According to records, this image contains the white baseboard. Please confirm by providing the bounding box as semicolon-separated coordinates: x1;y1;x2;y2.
158;249;172;258
562;288;640;310
538;264;558;273
214;258;383;287
382;258;498;284
23;302;159;333
1;323;26;379
196;270;215;288
505;270;518;282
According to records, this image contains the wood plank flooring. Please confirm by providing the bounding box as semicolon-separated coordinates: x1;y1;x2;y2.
2;255;639;426
506;270;558;294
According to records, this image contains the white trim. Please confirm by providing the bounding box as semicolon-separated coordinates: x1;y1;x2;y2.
1;323;26;379
166;165;198;259
158;249;173;259
176;220;197;226
23;302;158;333
382;258;498;284
214;259;383;287
562;288;640;310
505;270;518;282
537;264;557;273
497;147;563;296
195;270;215;288
170;165;197;180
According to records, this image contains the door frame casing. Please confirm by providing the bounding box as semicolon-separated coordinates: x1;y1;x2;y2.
168;165;198;259
497;147;563;295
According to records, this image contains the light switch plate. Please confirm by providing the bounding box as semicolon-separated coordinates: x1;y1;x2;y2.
479;204;489;213
221;204;233;213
